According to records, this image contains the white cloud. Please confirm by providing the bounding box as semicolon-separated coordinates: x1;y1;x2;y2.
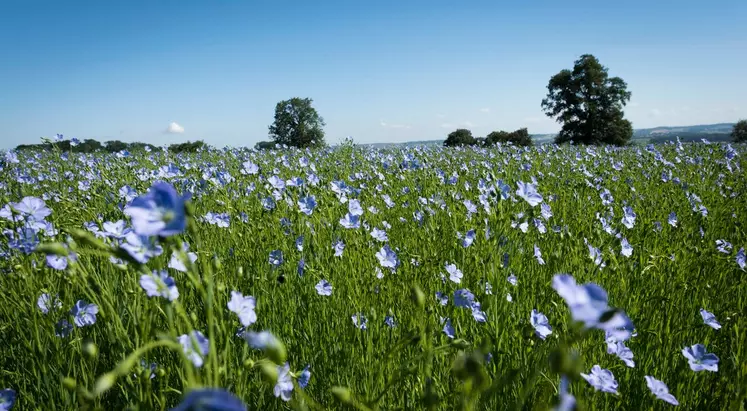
165;122;184;134
649;109;662;117
440;123;454;129
380;120;411;129
479;108;490;113
628;102;640;108
463;121;474;127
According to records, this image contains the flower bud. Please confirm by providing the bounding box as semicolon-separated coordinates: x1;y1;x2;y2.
331;386;352;404
93;372;117;396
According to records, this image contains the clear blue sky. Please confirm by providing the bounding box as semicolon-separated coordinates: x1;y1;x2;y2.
1;0;745;148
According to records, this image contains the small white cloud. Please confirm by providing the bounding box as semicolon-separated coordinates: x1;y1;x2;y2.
440;123;454;129
479;108;490;113
463;121;474;127
165;122;185;134
628;102;640;108
380;120;411;129
649;109;662;117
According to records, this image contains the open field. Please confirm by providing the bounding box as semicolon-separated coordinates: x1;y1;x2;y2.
0;142;745;410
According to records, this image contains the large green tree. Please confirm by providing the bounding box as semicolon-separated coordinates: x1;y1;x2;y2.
268;97;326;148
541;54;633;145
732;119;747;143
486;128;532;146
443;129;476;147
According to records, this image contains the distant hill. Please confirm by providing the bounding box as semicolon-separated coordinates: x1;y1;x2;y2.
361;123;735;147
633;123;735;137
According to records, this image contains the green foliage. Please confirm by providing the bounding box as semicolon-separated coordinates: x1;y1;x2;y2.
732;119;747;143
268;97;326;148
443;129;476;147
541;54;633;145
168;140;208;153
13;139;208;153
485;128;532;147
254;141;277;150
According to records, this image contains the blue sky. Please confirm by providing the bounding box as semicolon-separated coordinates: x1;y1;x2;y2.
1;0;745;148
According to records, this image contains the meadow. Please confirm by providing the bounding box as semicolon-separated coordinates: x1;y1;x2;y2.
0;140;745;410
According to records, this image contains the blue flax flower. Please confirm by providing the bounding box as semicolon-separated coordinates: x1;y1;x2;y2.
71;300;99;327
12;196;51;221
227;291;257;327
140;270;179;301
644;376;679;406
530;309;552;340
178;331;209;368
274;363;293;402
124;182;187;237
298;365;311;388
516;181;543;207
375;245;398;269
700;308;721;329
170;389;247;411
682;344;718;372
0;389;16;411
581;365;618;394
315;280;332;296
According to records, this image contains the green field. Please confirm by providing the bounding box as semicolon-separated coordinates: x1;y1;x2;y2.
0;142;745;410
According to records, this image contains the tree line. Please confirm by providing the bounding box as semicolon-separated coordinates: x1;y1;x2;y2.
15;139;208;153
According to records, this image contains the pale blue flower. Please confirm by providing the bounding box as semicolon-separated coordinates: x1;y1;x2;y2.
348;199;363;216
516;181;543;207
124;182;187;237
297;196;317;216
446;263;463;283
442;318;455;339
37;293;61;314
700;308;721;329
298;365;311;389
370;227;388;242
170;389;247;411
555;376;576;411
581;365;618;394
530;309;552;340
644;376;679;406
435;292;448;306
71;300;99;327
682;344;719;372
12;196;51;221
269;250;283;267
333;240;345;257
668;212;678;227
315;280;332;296
620;238;633;257
243;330;280;350
140;270;179;301
461;230;476;247
55;319;73;337
453;289;475;308
621;206;636;229
534;244;545;265
339;213;360;229
0;388;16;411
227;291;257;327
375;245;398;269
272;363;293;402
351;313;367;330
178;331;209;368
